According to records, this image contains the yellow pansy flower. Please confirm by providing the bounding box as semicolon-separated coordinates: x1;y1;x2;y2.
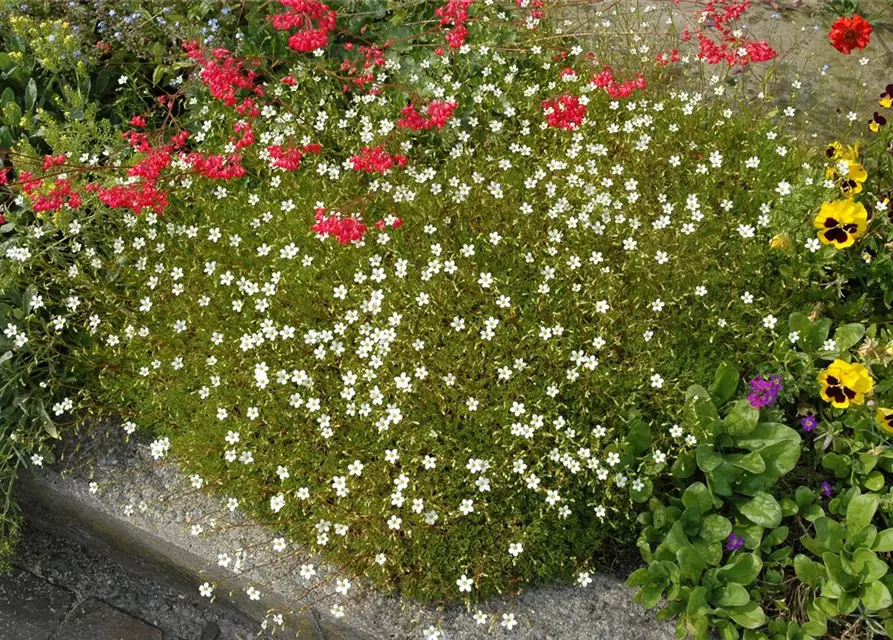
876;408;893;434
818;360;873;409
813;200;868;249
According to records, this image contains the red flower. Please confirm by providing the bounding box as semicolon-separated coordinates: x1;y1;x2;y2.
829;14;872;54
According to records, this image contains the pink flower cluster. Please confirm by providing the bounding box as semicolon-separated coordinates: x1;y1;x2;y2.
591;68;647;99
435;0;473;49
183;42;264;114
349;146;408;174
267;142;322;171
397;100;458;131
268;0;337;53
312;209;367;245
542;94;586;130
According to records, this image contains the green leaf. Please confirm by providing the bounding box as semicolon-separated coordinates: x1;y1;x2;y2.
713;583;749;607
794;554;822;587
678;545;707;582
861;581;892;611
810;318;832;352
846;493;879;538
873;528;893;552
717;553;763;586
740;492;782;529
728;601;767;629
732;451;766;474
25;77;36;112
724;400;760;436
833;323;865;352
864;470;885;492
682;482;713;514
814;517;846;553
687;586;710;619
671;450;697;479
625;416;652;456
712;362;739;406
700;514;732;543
789;312;812;344
630;478;653;503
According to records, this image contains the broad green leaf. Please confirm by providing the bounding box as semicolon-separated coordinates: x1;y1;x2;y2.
861;582;892;611
846;493;879;537
789;312;812;345
873;528;893;552
682;482;713;514
671;450;697;479
740;492;782;529
814;517;845;553
724;400;759;436
833;323;865;352
713;583;749;607
677;545;707;582
686;586;710;619
732;451;765;474
794;554;821;587
630;477;653;503
700;514;732;543
712;362;739;405
717;553;762;586
728;601;766;629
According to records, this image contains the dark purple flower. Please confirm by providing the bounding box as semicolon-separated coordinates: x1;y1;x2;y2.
726;533;745;551
800;414;818;432
821;481;833;498
747;375;783;408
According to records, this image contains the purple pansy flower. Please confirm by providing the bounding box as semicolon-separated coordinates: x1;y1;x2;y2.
747;375;782;409
821;481;832;499
726;533;745;551
800;414;818;432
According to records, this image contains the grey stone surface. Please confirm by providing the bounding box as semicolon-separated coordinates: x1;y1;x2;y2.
56;597;162;640
16;424;676;640
10;523;264;640
0;568;73;640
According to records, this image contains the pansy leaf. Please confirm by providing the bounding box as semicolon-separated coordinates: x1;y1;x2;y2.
833;323;865;352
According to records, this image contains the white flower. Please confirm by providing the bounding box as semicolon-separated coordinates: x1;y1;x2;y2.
387;515;402;530
508;542;523;557
650;373;664;388
763;315;777;330
805;238;821;253
246;587;261;601
423;627;442;640
653;450;667;464
456;574;474;592
501;613;518;630
577;571;593;587
199;582;214;598
300;564;316;580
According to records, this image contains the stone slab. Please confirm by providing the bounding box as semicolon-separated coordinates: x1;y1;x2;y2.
0;568;73;640
56;597;162;640
16;425;675;640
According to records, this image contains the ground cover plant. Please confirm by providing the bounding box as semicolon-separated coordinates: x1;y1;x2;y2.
2;0;893;637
